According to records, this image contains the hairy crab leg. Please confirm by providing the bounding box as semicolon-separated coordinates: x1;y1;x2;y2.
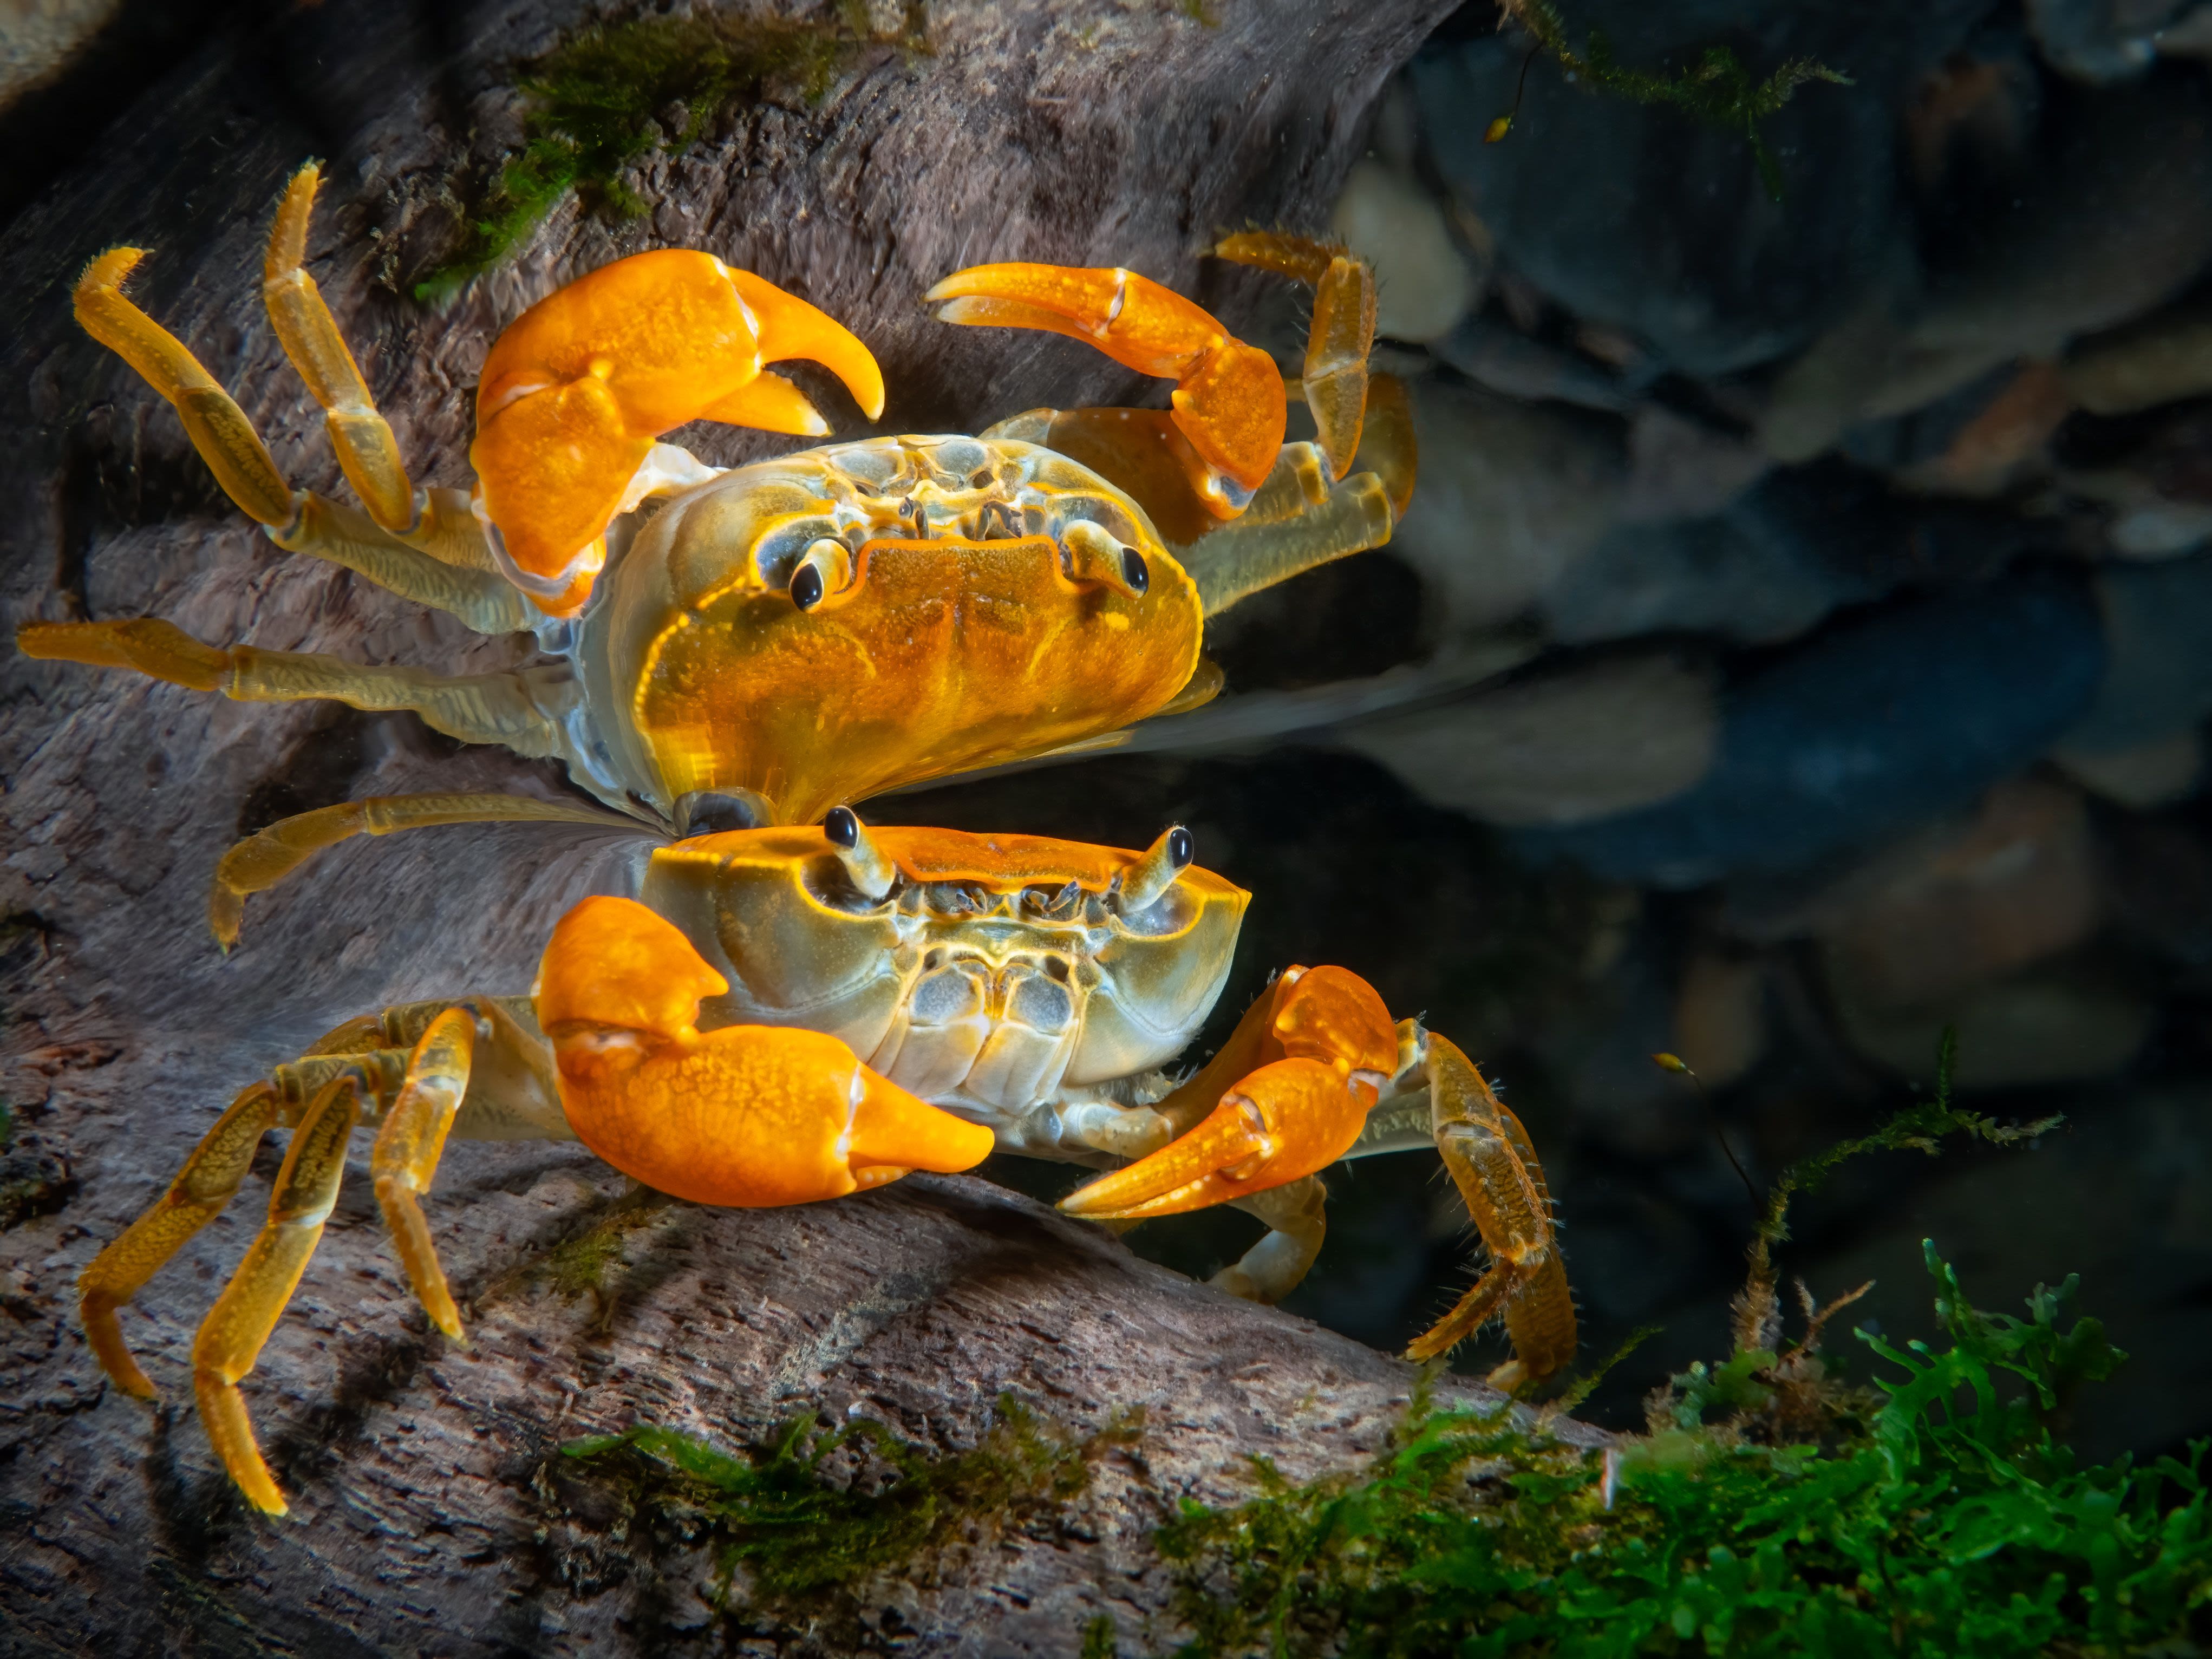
1214;231;1378;481
192;1071;361;1516
537;896;995;1206
471;251;885;607
1404;1033;1577;1383
208;792;655;948
928;264;1285;515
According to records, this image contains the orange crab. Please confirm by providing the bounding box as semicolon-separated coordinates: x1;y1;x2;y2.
79;811;1576;1514
32;164;1574;1517
21;163;1413;940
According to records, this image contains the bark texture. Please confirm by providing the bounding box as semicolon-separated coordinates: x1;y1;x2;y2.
0;1;1561;1653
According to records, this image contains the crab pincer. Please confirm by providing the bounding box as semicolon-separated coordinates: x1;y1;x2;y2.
472;251;887;611
927;264;1286;518
537;896;994;1206
1058;965;1398;1220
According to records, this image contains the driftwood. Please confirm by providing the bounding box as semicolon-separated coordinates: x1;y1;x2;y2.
0;1;1589;1651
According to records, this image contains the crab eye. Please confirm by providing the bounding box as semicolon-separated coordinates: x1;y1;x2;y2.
791;538;851;611
1062;520;1146;598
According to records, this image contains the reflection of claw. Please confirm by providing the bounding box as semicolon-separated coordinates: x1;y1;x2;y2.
538;896;993;1206
928;263;1284;504
1059;964;1395;1219
472;251;886;608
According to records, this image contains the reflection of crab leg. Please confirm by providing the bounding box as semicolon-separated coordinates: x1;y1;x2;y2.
1058;965;1398;1299
193;1071;361;1514
928;264;1286;518
538;897;995;1207
472;251;886;606
80;995;569;1513
206;791;653;948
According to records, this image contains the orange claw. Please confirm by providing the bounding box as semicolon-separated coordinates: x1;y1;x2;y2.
1059;964;1397;1219
472;251;885;610
537;896;992;1206
928;263;1285;510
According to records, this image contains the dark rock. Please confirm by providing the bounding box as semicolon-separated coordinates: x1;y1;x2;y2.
2063;554;2212;750
1541;462;2058;647
1411;0;1991;375
1388;374;1626;633
2026;0;2193;82
1515;576;2107;885
1430;313;1637;412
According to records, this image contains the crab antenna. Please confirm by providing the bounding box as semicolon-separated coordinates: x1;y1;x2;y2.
1121;825;1194;911
824;806;896;900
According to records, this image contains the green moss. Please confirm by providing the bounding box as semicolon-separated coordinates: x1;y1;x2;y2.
1157;1243;2210;1657
565;1394;1142;1610
418;5;925;302
1491;0;1849;199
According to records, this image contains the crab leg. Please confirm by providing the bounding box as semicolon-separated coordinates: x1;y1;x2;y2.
1214;231;1379;482
471;251;885;606
262;162;415;533
17;617;583;767
79;1083;284;1401
1405;1033;1577;1383
369;1008;478;1341
1059;965;1398;1220
929;264;1286;517
537;897;995;1206
193;1070;361;1515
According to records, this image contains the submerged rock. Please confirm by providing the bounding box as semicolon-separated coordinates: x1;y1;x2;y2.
1388;375;1625;633
1411;0;1990;375
1339;650;1718;827
1330;159;1481;343
1515;577;2107;885
1830;955;2154;1087
1814;776;2104;1010
2025;0;2194;82
2064;554;2212;750
1541;463;2055;648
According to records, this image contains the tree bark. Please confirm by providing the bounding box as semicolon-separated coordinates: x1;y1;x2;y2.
0;1;1595;1653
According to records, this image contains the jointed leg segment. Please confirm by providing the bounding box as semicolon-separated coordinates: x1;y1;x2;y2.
78;997;558;1514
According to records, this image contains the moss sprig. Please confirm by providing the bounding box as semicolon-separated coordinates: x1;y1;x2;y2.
564;1394;1140;1610
418;6;924;301
1488;0;1850;199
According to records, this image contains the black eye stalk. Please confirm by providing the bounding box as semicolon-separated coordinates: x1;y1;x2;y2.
822;805;895;899
1122;823;1193;910
1121;546;1149;595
